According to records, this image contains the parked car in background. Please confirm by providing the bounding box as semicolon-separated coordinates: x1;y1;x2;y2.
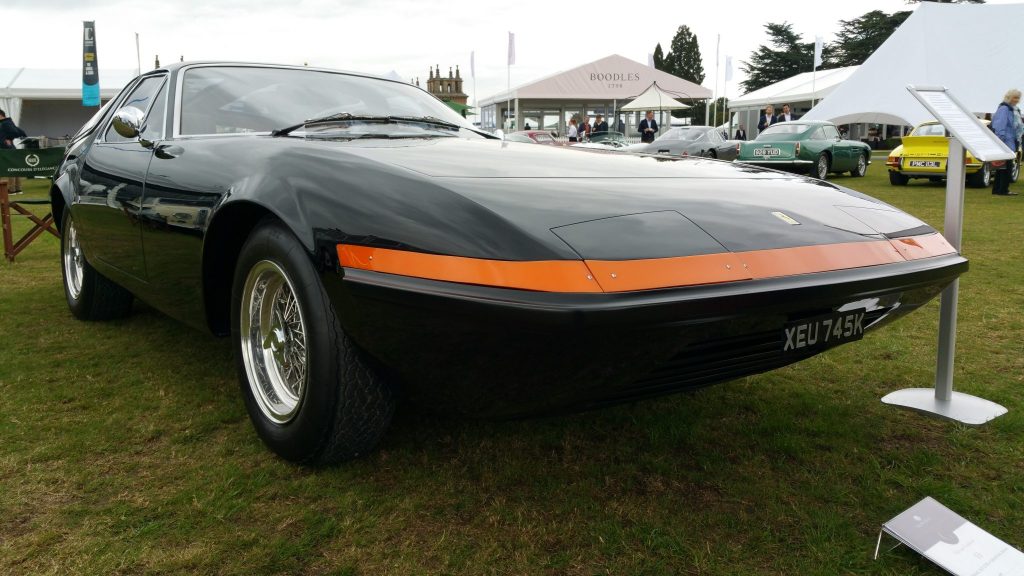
886;120;1020;187
53;63;964;465
509;130;561;145
570;130;630;151
735;121;872;180
626;125;739;161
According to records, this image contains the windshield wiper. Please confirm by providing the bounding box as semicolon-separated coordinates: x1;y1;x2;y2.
271;113;462;137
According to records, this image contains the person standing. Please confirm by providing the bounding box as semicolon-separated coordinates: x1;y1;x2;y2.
638;111;658;143
567;118;579;142
0;109;27;194
734;125;747;140
991;89;1021;196
777;104;797;123
757;105;776;133
580;115;592;141
593;115;608;135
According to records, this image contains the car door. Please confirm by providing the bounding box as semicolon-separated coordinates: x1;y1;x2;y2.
74;74;167;280
823;124;851;170
137;66;236;326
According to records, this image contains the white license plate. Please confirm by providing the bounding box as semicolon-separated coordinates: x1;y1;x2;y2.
754;147;781;156
909;160;941;168
783;309;865;353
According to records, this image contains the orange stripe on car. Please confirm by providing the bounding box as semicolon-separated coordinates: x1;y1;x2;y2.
738;241;905;281
888;233;957;261
336;244;602;293
584;253;751;292
336;233;957;293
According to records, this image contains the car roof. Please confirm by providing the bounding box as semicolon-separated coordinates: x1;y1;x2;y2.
148;61;400;85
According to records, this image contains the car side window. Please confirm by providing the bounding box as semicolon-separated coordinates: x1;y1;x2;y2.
104;75;167;143
141;80;169;142
823;126;841;140
812;128;827;140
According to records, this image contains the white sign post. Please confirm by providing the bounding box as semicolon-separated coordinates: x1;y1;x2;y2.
881;86;1014;425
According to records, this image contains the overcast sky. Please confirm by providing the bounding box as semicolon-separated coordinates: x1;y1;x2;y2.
4;0;1019;108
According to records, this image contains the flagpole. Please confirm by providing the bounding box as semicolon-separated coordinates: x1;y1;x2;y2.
711;34;720;127
506;32;513;131
811;35;822;108
135;33;141;76
722;71;728;133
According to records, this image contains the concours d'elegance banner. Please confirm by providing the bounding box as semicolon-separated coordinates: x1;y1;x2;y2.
0;148;64;177
82;21;100;106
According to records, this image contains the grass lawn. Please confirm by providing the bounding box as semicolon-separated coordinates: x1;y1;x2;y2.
1;167;1022;575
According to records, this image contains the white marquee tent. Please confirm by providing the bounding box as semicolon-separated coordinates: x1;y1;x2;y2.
729;66;857;113
802;2;1024;126
1;68;136;138
620;82;691;111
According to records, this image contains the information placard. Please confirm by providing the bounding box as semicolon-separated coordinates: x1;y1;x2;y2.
880;497;1024;575
907;86;1015;162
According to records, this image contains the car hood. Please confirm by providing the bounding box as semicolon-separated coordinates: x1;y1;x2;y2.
320;136;779;179
302;136;935;260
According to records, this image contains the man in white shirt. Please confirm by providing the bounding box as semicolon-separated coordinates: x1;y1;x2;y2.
777;104;798;123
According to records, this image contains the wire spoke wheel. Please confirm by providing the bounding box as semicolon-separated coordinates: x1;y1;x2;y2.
62;218;84;300
240;260;309;424
817;155;829;180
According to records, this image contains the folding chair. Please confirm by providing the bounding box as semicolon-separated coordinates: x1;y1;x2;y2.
1;180;60;262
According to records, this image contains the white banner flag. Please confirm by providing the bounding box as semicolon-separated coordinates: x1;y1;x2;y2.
813;36;823;68
470;51;475;78
508;32;515;66
647;53;655;68
724;56;733;82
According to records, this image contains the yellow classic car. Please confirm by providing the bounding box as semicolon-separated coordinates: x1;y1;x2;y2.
887;120;1021;187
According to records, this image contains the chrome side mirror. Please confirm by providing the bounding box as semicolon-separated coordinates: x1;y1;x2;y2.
112;106;145;139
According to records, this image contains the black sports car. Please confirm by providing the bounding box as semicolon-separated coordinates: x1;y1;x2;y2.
53;63;966;464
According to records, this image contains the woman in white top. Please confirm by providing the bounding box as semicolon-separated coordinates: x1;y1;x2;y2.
567;118;579;142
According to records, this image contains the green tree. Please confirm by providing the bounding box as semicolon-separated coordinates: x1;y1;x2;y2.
662;25;705;85
653;43;665;71
692;97;730;128
830;10;911;67
740;22;832;94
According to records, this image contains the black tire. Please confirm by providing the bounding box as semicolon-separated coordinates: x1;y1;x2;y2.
814;153;830;180
966;163;991;188
889;171;910;186
60;207;134;321
851;153;868;177
231;218;393;465
704;149;717;159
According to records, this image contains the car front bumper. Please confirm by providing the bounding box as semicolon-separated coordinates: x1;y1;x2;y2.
323;253;967;417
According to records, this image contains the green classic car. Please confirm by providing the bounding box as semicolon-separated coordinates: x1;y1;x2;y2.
735;121;872;180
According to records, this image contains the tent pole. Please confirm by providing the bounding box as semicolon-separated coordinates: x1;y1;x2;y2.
811;66;817;108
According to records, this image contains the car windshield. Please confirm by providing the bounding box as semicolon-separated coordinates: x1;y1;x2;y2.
179;66;479;137
755;124;814;141
589;131;625;143
656;127;708;143
911;123;947;137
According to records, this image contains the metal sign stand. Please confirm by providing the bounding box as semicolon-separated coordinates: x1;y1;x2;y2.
881;86;1012;426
